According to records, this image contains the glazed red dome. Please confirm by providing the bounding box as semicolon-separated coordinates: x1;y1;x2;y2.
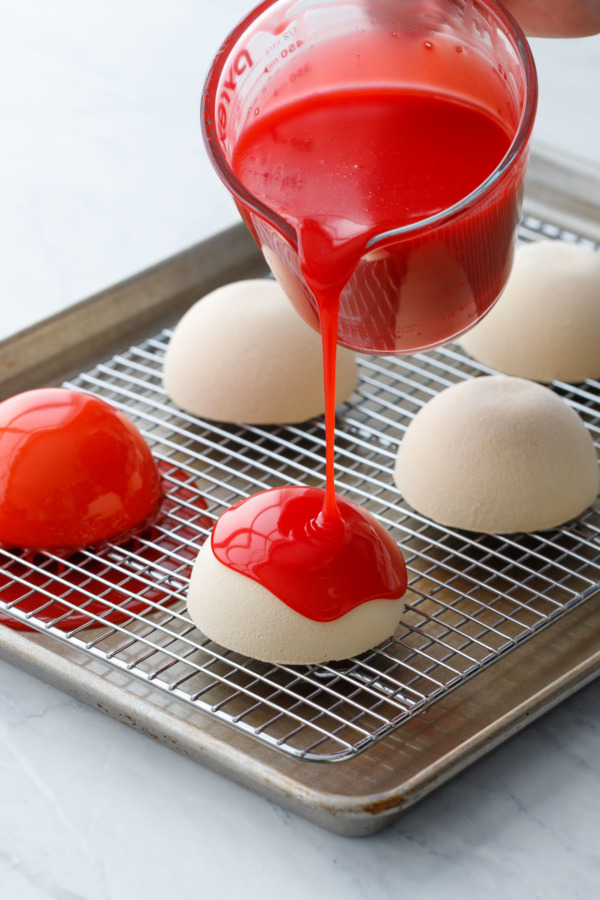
0;388;163;551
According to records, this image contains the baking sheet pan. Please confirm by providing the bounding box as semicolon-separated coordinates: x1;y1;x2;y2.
0;145;599;835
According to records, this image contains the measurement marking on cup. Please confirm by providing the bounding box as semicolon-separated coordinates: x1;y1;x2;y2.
290;64;310;83
265;26;298;55
265;40;304;73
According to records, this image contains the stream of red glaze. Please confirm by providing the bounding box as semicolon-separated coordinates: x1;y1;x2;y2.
213;88;511;621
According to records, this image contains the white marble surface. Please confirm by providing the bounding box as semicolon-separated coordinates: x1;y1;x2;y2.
2;1;600;896
1;657;599;899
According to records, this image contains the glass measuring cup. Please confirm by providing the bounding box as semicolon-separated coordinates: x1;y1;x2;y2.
202;0;537;355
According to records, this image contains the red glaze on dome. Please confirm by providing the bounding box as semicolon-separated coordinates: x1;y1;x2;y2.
212;486;407;622
0;388;163;552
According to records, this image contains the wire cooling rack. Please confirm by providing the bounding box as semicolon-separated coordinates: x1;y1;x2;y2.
1;215;599;762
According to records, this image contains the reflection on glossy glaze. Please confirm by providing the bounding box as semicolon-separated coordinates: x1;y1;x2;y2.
212;486;407;621
0;388;163;553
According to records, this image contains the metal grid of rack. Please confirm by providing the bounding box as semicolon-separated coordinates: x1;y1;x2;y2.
1;215;599;761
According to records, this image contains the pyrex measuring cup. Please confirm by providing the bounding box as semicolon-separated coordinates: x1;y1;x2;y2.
202;0;537;355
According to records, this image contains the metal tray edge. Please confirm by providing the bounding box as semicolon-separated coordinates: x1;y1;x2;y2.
1;146;600;835
0;223;267;400
1;592;598;837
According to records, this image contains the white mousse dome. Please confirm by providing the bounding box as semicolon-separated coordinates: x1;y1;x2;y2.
459;241;600;383
187;540;405;665
163;279;357;424
394;376;598;534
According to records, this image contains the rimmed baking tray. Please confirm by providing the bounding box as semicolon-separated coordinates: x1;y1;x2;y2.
1;145;599;835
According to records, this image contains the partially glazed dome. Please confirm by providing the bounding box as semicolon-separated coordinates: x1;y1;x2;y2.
187;538;405;665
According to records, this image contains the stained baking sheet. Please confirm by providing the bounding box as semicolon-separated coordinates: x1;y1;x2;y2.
0;154;599;831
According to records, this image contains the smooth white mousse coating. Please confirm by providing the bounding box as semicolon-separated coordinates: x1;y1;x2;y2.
187;540;405;664
163;279;357;424
394;376;599;534
459;241;600;383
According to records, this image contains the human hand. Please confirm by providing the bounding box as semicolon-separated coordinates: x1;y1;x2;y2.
501;0;600;37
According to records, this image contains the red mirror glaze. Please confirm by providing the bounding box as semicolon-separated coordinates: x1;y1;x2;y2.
0;388;163;552
212;486;407;622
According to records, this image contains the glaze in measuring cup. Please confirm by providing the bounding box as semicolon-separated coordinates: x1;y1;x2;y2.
202;0;537;355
